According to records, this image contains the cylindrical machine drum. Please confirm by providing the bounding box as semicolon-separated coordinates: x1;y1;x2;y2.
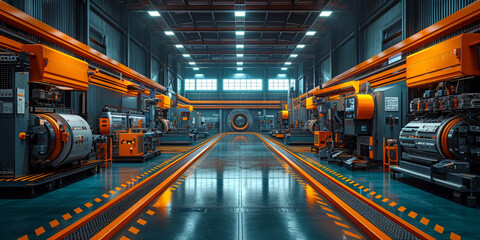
399;116;480;162
305;119;318;134
29;113;93;167
158;118;173;133
227;109;253;132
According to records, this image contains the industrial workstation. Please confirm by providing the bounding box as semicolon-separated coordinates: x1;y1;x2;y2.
1;0;480;239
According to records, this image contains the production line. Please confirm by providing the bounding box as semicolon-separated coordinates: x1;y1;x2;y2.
1;1;480;240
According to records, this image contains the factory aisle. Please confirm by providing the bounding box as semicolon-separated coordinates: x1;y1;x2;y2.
114;133;368;240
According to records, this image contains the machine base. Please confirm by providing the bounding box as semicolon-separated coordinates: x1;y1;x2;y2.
285;134;314;145
161;134;194;145
0;160;103;198
113;149;162;163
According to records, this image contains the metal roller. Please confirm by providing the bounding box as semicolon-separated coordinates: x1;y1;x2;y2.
399;116;480;164
227;109;253;132
29;113;93;167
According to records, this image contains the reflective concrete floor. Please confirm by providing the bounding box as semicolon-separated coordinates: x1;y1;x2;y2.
115;133;368;240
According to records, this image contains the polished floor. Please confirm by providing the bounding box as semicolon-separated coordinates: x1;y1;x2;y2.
1;133;480;240
114;133;367;240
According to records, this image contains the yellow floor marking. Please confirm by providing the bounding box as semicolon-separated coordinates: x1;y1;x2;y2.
35;226;45;236
389;202;397;207
397;206;406;212
170;188;176;190
363;188;369;192
128;226;140;235
84;202;93;208
316;201;328;206
147;170;152;173
62;213;72;220
369;191;376;195
140;174;144;177
175;182;182;184
313;196;323;200
358;186;364;189
350;181;355;184
375;195;382;199
74;207;83;214
115;187;121;191
353;183;359;186
343;230;361;239
326;213;342;221
450;232;461;240
49;219;59;228
321;206;333;212
137;218;147;226
342;177;347;180
132;179;137;182
434;224;444;234
420;217;430;225
408;211;417;219
334;221;350;229
109;190;116;194
382;198;389;202
179;179;184;182
18;235;28;240
119;236;130;240
136;176;141;179
172;185;179;188
102;194;109;198
345;179;350;181
94;198;102;203
146;210;155;215
126;181;131;184
143;172;148;175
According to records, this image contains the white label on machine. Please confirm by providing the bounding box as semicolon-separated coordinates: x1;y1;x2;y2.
385;97;398;111
17;88;25;114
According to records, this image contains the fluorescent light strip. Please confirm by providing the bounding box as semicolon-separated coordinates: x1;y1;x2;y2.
165;31;174;36
148;11;160;17
306;31;316;36
235;11;245;17
320;11;332;17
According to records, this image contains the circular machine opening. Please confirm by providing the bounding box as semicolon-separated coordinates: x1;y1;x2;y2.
232;113;249;130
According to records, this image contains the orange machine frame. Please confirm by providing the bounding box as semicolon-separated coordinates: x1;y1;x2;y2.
406;33;480;88
231;113;249;131
118;133;144;157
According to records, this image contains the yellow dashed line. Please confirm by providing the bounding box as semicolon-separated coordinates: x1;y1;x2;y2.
74;207;83;214
62;213;72;220
84;202;93;208
363;188;369;192
137;218;147;226
115;187;121;191
375;195;382;199
170;188;176;191
18;235;28;240
343;230;361;239
128;226;140;235
450;232;461;240
397;206;406;212
119;236;130;240
49;219;59;228
109;190;116;194
382;198;389;202
369;191;376;195
326;213;342;221
102;194;109;198
94;198;102;203
420;217;430;225
321;206;333;212
434;224;444;234
408;211;417;219
35;226;45;236
334;221;350;229
389;202;397;207
358;186;364;189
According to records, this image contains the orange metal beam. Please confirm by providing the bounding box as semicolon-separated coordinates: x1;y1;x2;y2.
194;105;282;109
0;35;22;52
0;1;165;92
321;1;480;88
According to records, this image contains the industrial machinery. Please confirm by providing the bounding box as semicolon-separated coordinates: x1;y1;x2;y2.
390;33;480;206
193;112;210;138
227;108;253;132
0;48;104;196
273;110;289;138
98;106;162;161
258;114;275;133
159;100;194;145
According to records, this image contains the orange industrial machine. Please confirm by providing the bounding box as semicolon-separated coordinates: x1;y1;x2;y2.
118;132;144;157
391;33;480;206
273;110;289;139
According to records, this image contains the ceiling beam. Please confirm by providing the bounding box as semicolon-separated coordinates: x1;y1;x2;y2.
180;40;300;45
175;51;312;55
169;26;324;32
126;4;349;12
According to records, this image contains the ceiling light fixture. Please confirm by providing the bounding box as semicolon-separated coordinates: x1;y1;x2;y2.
175;44;184;48
281;67;288;70
306;31;316;36
182;54;190;57
285;62;292;65
236;44;244;48
278;74;287;77
320;11;333;17
193;67;199;70
235;11;246;17
148;11;160;17
290;54;298;58
189;62;195;65
165;31;174;36
237;67;243;71
237;62;243;65
236;31;245;36
297;44;305;49
237;54;244;57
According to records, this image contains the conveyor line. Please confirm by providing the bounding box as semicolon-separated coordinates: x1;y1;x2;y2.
47;133;226;240
256;133;434;240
